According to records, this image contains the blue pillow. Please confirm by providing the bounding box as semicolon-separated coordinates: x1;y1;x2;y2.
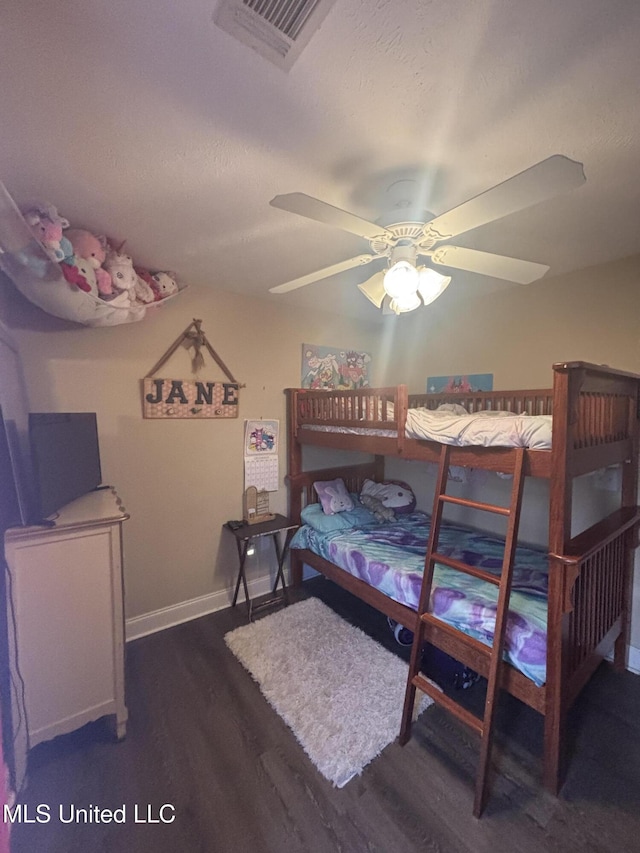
301;496;376;533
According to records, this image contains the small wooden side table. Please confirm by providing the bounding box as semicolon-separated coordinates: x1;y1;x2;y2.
224;514;299;620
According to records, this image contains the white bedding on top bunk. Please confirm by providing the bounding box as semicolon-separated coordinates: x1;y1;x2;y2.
405;407;553;449
302;405;553;449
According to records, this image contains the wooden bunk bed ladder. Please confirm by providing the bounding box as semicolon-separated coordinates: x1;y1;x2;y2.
399;443;526;818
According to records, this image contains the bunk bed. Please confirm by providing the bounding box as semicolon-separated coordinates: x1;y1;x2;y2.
284;361;640;796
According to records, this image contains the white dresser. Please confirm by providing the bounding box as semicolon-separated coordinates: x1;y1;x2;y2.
4;487;128;785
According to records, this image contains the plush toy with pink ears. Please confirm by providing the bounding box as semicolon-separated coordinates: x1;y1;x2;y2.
66;229;113;297
22;203;73;263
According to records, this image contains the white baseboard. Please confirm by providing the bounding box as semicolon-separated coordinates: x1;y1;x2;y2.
126;563;320;642
125;573;276;642
626;643;640;674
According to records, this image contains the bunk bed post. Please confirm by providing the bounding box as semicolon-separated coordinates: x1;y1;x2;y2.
286;388;302;482
374;454;385;482
285;388;304;586
397;384;408;456
545;363;581;793
614;382;640;670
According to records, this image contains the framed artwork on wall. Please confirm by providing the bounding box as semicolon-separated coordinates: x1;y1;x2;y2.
426;373;494;393
301;345;371;390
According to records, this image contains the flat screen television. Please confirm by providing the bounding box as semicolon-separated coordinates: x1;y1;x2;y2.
29;412;103;520
0;406;29;530
0;324;37;529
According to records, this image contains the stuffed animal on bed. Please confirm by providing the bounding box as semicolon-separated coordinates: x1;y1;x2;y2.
359;479;416;523
360;493;397;523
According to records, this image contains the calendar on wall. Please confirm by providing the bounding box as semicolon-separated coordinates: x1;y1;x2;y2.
244;419;279;492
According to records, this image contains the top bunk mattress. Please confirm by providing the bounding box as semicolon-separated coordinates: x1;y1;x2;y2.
302;405;553;449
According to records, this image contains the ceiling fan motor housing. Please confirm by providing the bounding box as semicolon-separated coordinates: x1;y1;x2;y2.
387;243;418;267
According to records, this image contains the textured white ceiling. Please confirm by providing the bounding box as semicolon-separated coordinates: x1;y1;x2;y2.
1;0;639;321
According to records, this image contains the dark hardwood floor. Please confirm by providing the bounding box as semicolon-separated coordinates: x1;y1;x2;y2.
10;576;640;853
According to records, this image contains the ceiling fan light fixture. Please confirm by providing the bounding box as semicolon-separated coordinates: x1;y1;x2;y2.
357;274;386;308
417;267;451;306
389;290;422;315
383;260;419;299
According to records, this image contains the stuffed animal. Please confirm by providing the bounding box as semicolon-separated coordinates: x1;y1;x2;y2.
66;229;112;297
105;246;159;307
60;259;90;292
133;266;158;303
60;256;98;296
134;273;156;304
360;479;416;512
360;493;396;523
58;235;74;265
22;203;71;263
151;271;179;299
104;245;138;306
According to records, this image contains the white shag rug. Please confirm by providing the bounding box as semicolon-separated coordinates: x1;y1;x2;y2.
224;597;433;788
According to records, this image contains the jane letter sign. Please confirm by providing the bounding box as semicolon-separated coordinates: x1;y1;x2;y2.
142;319;241;419
142;378;239;419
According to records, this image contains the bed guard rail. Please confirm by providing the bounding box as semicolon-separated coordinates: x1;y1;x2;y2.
292;386;403;429
409;389;554;415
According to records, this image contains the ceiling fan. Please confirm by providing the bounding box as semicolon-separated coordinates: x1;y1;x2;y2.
268;155;586;314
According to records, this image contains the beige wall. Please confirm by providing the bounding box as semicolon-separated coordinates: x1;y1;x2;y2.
1;283;379;620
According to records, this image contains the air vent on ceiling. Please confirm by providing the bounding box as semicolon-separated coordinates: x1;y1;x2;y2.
214;0;337;71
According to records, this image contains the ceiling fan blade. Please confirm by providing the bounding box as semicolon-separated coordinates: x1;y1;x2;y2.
270;193;395;243
357;270;386;308
423;155;586;243
269;254;380;294
428;245;549;284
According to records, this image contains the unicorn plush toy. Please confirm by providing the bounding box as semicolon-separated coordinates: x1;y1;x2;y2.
22;203;73;263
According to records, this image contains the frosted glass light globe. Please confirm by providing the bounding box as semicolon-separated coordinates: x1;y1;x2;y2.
383;261;419;299
417;267;451;306
390;291;421;314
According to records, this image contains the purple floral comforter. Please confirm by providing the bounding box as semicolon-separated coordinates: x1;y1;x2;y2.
291;512;549;686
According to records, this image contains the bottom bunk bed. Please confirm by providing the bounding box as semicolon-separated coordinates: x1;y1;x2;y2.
291;500;549;686
286;460;639;801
